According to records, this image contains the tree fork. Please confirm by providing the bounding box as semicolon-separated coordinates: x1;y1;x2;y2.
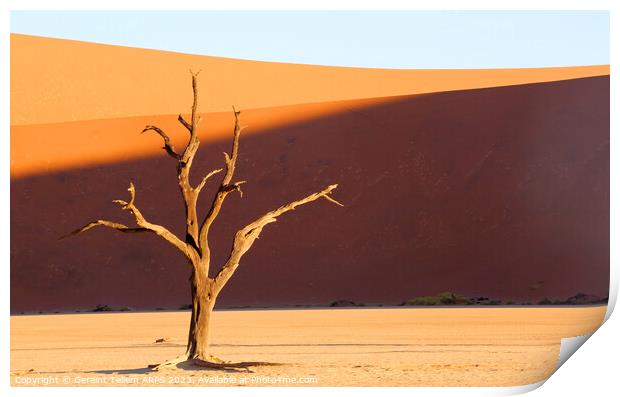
64;72;342;369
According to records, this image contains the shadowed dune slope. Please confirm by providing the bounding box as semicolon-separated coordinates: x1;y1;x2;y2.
11;33;609;125
10;77;609;311
11;96;401;177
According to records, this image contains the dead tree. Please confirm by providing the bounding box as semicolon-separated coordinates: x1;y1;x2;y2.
63;73;342;368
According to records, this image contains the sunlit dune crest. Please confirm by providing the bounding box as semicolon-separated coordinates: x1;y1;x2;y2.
10;34;609;126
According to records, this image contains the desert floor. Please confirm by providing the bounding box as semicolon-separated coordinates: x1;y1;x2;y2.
10;306;606;387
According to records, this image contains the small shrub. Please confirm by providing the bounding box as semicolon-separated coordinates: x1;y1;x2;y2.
329;300;359;307
404;292;473;306
538;298;553;305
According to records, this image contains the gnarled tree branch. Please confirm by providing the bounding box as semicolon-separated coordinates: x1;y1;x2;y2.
64;72;342;365
213;184;342;292
175;72;203;251
222;180;246;197
195;168;223;195
64;182;197;263
180;72;201;168
222;107;244;186
198;108;245;255
178;114;192;133
141;125;181;160
60;220;148;239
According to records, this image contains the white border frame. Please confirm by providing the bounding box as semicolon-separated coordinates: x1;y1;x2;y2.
2;2;616;396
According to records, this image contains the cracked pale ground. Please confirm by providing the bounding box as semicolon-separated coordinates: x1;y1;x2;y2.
11;307;605;387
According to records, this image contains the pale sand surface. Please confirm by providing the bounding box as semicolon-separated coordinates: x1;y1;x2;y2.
10;307;605;387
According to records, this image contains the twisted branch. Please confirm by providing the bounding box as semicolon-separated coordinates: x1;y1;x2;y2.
198;108;245;254
173;72;203;249
178;114;192;133
141;125;181;160
65;73;342;306
180;72;201;167
221;107;244;186
64;183;197;262
195;168;223;195
60;220;147;239
213;184;342;292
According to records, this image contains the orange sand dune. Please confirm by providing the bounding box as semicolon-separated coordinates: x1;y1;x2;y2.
10;95;399;178
10;34;609;126
10;77;609;311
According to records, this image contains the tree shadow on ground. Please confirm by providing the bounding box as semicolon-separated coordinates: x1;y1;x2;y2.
158;358;284;373
91;359;284;375
92;367;152;375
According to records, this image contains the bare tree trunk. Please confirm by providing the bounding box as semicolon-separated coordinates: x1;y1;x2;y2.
63;72;342;370
185;270;216;360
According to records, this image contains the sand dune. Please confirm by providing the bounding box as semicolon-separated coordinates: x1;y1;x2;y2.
10;307;606;387
10;95;400;178
10;77;609;311
11;31;610;388
11;34;609;125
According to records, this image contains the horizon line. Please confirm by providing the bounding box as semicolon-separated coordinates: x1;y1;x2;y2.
10;33;612;72
10;10;610;69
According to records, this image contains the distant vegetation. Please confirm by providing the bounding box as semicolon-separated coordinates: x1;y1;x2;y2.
535;293;608;306
403;292;475;306
329;300;366;307
10;292;609;315
92;304;132;312
400;292;608;306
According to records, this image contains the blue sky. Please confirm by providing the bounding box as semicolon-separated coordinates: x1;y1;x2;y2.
11;11;609;69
